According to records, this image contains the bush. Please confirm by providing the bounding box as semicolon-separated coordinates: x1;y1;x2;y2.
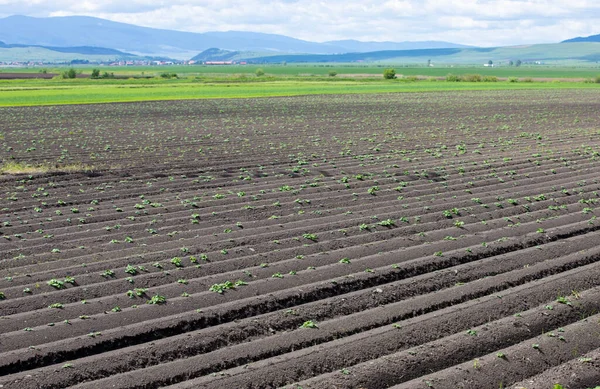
522;77;533;83
160;72;178;79
62;68;77;79
91;69;100;79
404;75;418;81
461;74;482;82
595;75;600;83
446;73;460;82
383;68;396;79
508;77;519;83
328;70;338;77
255;68;265;77
483;75;498;82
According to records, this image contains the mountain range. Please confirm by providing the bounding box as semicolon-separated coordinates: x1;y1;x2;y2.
0;15;598;64
562;34;600;43
0;15;470;59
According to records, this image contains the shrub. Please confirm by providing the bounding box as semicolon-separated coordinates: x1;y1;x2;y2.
446;73;460;82
255;68;265;77
483;75;498;82
62;68;77;79
160;72;178;79
508;77;519;83
522;77;533;83
595;75;600;83
91;69;100;79
328;70;338;77
383;68;396;79
461;74;482;82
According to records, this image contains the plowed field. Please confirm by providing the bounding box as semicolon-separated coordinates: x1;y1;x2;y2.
1;90;600;389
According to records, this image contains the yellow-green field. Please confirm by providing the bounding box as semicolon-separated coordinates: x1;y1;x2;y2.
1;77;598;107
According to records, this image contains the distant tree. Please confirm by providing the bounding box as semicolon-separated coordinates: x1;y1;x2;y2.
91;69;100;79
328;70;337;77
462;73;482;82
515;59;522;67
508;60;514;66
446;73;461;82
427;59;431;67
62;68;77;79
383;68;396;79
255;68;265;77
488;60;493;65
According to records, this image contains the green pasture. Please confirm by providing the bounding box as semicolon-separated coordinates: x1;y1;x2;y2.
96;64;600;79
6;64;600;79
0;78;598;107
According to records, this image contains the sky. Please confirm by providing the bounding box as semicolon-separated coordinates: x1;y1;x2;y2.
0;0;598;46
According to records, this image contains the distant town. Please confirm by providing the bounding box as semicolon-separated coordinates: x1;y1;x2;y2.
0;60;250;67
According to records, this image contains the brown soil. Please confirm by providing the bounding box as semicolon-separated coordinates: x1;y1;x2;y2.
0;73;57;79
1;89;600;388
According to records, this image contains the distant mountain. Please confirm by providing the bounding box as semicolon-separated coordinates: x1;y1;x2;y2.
236;43;600;64
191;48;241;62
0;15;344;58
0;15;470;59
325;40;472;52
562;34;600;43
243;48;465;63
0;41;134;56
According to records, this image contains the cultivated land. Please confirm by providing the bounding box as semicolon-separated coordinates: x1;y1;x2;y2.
5;64;600;78
3;79;599;107
1;65;599;108
1;89;600;388
68;64;600;78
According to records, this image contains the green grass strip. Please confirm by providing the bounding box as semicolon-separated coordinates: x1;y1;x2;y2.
0;80;598;107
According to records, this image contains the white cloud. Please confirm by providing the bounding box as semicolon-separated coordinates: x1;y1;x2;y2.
0;0;599;45
437;16;489;29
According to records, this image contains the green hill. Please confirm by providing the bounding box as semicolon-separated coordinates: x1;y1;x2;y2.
0;41;135;56
0;46;139;63
191;48;241;62
237;43;600;64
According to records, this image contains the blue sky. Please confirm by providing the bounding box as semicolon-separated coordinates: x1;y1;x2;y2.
0;0;598;46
